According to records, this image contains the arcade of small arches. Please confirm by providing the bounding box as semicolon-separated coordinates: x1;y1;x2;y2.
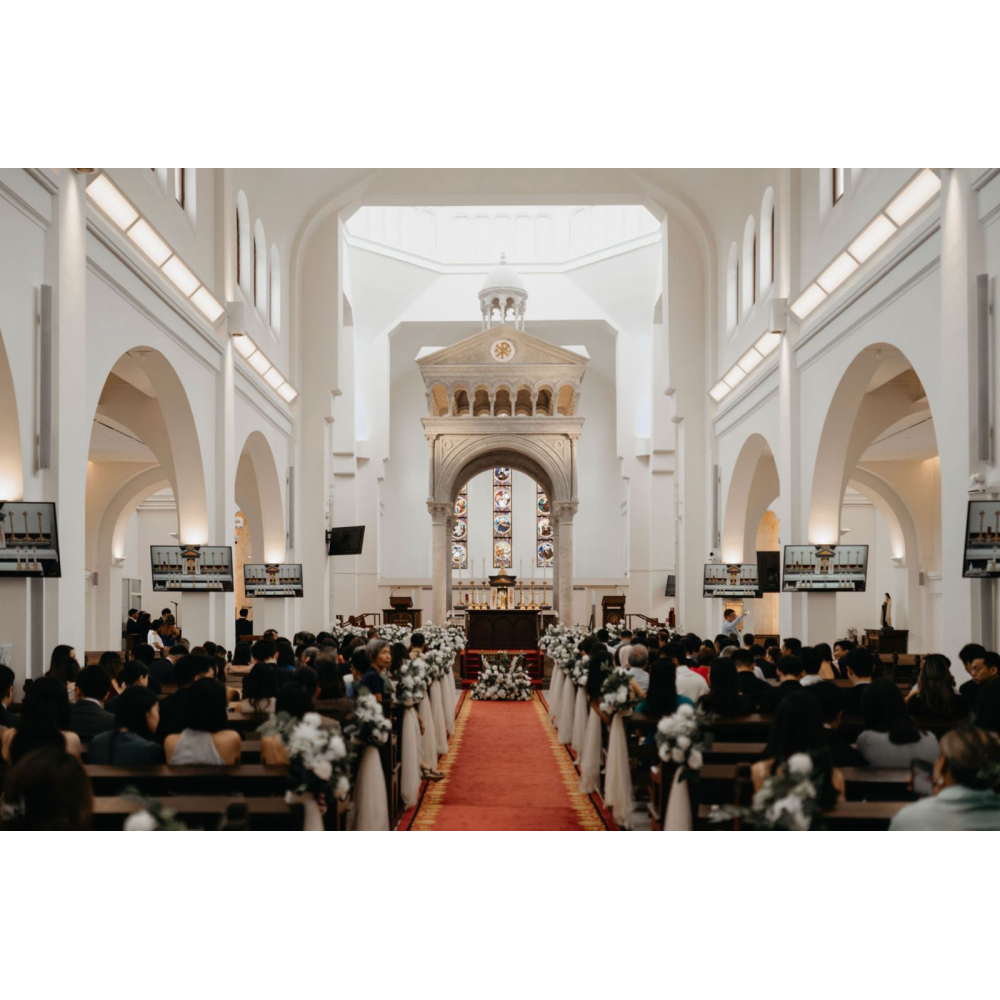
428;381;578;418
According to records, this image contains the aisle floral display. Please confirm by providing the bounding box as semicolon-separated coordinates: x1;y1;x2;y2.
655;704;714;781
471;652;533;701
599;665;634;715
261;711;354;802
538;623;587;671
715;753;821;831
393;655;428;707
348;693;392;831
349;693;392;746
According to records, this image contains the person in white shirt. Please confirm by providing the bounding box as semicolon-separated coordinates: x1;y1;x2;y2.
720;609;747;642
662;641;709;704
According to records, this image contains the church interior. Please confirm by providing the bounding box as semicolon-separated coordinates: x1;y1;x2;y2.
3;164;999;838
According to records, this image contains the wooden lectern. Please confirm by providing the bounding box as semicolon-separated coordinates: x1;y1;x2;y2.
602;595;626;627
383;595;422;628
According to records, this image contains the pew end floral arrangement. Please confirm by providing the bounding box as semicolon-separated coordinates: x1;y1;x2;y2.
260;711;354;803
714;752;821;831
348;692;392;747
655;704;714;783
600;665;634;715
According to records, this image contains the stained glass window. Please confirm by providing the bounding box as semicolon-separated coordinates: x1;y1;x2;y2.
493;467;512;568
452;484;468;569
537;482;554;568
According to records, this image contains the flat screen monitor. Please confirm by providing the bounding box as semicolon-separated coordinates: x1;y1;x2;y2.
782;544;868;592
328;525;365;556
963;499;1000;577
243;563;304;598
703;563;761;598
0;502;61;577
757;551;781;593
151;545;234;592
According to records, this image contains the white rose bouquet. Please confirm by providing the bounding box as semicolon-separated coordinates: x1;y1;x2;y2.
599;665;633;715
716;753;820;831
348;692;392;747
394;655;428;707
260;711;353;802
472;652;532;701
568;654;591;688
655;704;714;781
376;623;412;646
331;624;369;646
419;623;465;681
539;623;587;674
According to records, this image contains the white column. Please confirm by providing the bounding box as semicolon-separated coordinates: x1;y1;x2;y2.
214;335;237;647
939;168;984;654
553;501;577;622
428;502;450;624
445;513;456;612
46;171;88;657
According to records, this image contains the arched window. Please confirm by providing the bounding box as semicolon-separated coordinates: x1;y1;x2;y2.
253;220;267;316
236;191;250;296
741;217;756;316
726;243;739;334
760;188;775;296
268;244;281;333
536;482;553;568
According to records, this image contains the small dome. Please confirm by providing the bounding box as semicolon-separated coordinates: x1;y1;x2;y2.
481;254;526;293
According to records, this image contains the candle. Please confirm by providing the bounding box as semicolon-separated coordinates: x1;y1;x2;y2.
520;557;523;580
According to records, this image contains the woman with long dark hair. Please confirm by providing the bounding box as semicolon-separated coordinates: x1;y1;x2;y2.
89;686;164;764
753;691;845;808
701;659;753;715
2;676;81;764
164;679;241;765
1;747;93;830
906;654;966;721
240;662;279;714
857;679;939;767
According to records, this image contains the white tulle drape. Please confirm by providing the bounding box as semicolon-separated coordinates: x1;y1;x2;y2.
430;680;449;755
557;671;576;744
579;708;602;793
417;696;438;769
285;791;324;831
548;665;564;724
400;706;422;806
440;668;456;735
664;767;693;831
572;685;588;753
353;745;389;831
603;713;634;828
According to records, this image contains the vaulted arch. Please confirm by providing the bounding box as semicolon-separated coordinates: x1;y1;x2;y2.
722;433;780;564
0;326;24;500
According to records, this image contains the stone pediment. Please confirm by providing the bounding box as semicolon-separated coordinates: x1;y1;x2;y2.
416;325;589;373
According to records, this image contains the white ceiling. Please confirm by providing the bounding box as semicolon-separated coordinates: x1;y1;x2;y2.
88;419;157;463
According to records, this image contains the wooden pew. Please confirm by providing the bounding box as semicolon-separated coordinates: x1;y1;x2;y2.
84;764;290;797
696;800;906;831
91;794;301;831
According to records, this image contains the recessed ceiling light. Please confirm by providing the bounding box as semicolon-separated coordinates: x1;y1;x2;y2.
816;251;859;293
790;283;827;320
231;333;256;358
847;214;896;263
709;381;730;402
885;169;941;227
191;286;224;322
86;174;138;230
248;349;272;375
264;366;285;388
277;382;298;403
161;255;201;297
126;218;172;266
754;331;782;356
723;365;747;389
737;347;764;374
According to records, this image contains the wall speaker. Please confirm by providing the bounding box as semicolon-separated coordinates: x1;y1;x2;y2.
665;574;676;597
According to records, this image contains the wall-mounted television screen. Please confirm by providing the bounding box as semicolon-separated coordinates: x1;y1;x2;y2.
244;563;304;598
0;502;61;577
757;551;781;593
782;544;868;592
151;545;234;592
963;500;1000;577
703;563;761;598
328;525;365;556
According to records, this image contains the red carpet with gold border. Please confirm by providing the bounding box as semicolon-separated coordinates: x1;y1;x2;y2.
407;693;607;831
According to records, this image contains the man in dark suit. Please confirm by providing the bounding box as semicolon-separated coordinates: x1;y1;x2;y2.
235;607;254;639
807;680;865;766
150;645;186;686
961;649;1000;709
69;665;116;744
0;664;19;730
841;647;876;716
732;648;769;710
758;655;804;714
125;608;141;636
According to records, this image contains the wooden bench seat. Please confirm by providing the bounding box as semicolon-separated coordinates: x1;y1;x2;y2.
85;764;291;797
91;795;300;831
696;800;906;831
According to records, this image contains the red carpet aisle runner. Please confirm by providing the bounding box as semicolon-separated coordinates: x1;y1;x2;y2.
408;694;607;831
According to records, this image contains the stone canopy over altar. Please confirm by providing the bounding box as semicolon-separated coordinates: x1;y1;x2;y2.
416;301;589;624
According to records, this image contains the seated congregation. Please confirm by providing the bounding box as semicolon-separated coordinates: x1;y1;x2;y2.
1;622;999;831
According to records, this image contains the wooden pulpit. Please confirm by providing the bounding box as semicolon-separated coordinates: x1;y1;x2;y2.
602;595;626;627
384;595;422;628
